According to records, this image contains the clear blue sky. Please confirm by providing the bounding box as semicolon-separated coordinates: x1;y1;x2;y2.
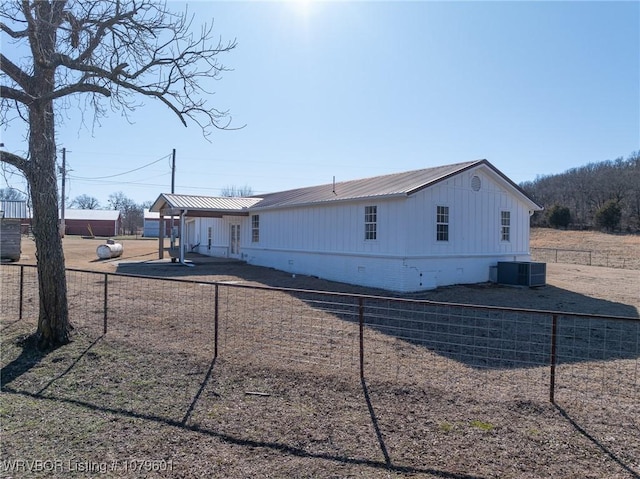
1;0;639;207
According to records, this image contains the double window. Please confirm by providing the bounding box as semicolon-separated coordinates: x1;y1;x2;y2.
501;211;511;242
251;215;259;243
436;206;449;241
364;206;377;240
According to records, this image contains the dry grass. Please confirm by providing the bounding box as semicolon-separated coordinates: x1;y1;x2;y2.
1;230;639;478
531;228;640;269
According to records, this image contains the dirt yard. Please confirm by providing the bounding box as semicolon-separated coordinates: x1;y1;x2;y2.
13;229;640;316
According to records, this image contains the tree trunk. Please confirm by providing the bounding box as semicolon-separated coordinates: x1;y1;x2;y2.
28;154;71;349
26;105;71;348
26;103;71;349
25;3;71;349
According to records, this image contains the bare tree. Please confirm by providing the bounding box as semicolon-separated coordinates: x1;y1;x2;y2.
221;184;254;197
0;187;26;200
108;191;141;234
0;0;237;349
522;152;639;232
69;194;99;209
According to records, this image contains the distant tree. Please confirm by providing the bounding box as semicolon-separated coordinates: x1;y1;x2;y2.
594;200;622;232
546;204;571;229
0;0;237;349
108;191;142;235
122;205;144;235
0;187;26;201
520;151;639;232
70;194;100;209
623;151;640;231
221;185;254;197
107;191;128;211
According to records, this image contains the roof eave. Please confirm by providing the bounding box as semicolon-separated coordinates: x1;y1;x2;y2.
405;159;486;196
149;193;171;213
477;161;544;211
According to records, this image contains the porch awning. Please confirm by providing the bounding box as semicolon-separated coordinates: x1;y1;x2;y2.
150;193;262;218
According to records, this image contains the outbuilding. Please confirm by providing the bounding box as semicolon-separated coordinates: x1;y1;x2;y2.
1;201;27;260
63;209;122;237
151;159;543;292
143;209;179;238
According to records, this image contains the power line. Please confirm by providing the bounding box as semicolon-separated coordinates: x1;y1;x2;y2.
68;173;171;187
69;154;171;180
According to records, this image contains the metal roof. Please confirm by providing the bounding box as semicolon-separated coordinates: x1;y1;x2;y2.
251;159;544;210
150;194;262;217
0;200;28;219
252;161;481;209
64;209;121;221
149;160;543;215
143;208;178;220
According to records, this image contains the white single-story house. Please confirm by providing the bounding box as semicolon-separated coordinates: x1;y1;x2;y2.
150;159;543;292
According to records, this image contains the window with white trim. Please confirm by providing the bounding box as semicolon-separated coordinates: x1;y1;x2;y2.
364;206;377;240
251;215;259;243
501;211;511;242
436;206;449;241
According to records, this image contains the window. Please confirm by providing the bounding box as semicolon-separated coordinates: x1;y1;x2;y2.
436;206;449;241
364;206;377;240
501;211;510;241
251;215;259;243
207;226;212;250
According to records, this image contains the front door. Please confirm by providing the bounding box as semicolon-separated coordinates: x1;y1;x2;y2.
230;223;241;258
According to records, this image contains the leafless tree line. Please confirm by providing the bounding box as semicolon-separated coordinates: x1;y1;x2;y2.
521;151;640;232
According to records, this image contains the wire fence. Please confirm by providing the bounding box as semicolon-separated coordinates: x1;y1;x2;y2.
531;246;639;269
1;264;639;455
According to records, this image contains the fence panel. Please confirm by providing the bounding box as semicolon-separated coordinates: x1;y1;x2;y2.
531;247;639;269
100;274;217;359
360;298;553;402
0;265;38;323
65;269;107;339
216;286;361;375
553;315;640;470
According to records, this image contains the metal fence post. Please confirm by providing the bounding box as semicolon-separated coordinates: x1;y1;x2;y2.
359;297;364;380
214;284;219;359
103;273;108;334
549;314;558;403
18;265;24;320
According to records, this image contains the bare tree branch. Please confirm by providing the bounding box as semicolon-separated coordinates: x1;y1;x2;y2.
41;82;111;102
0;21;29;38
0;53;33;92
0;150;28;172
0;84;32;104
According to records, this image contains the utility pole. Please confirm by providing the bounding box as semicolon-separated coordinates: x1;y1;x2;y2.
171;148;176;194
170;148;176;253
59;147;66;238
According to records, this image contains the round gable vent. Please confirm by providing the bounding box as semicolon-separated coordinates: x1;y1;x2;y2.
471;175;482;191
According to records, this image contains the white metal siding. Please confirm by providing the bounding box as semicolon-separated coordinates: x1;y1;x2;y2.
192;217;231;257
404;168;531;257
191;164;534;292
252;198;406;256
